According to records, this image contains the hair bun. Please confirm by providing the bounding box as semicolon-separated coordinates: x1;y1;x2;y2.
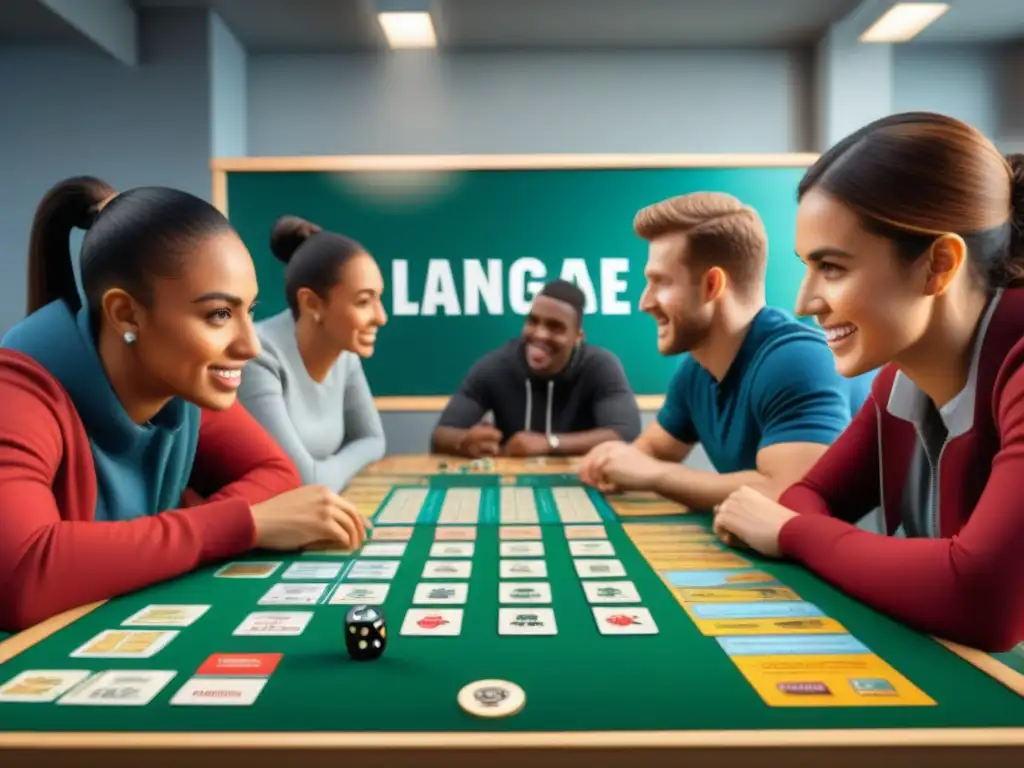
270;215;322;265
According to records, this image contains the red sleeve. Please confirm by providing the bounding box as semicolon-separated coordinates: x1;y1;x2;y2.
0;360;263;632
776;392;882;522
185;401;302;505
777;367;1024;652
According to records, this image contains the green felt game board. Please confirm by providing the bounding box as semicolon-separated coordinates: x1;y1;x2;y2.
1;473;1023;737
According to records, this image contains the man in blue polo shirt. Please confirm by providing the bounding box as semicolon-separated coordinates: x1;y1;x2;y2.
578;191;871;508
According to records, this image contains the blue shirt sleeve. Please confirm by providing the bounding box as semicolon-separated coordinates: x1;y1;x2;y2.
750;337;853;451
656;356;699;444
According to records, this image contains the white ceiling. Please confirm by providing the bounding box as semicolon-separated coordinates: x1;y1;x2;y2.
2;0;1023;51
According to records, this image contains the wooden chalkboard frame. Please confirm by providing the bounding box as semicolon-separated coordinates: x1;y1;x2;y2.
210;153;818;411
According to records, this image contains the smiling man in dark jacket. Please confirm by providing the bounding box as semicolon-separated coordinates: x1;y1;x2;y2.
430;279;641;458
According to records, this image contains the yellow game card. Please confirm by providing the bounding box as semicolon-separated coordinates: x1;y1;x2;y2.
674;586;802;603
691;616;849;636
648;553;753;569
70;629;178;659
729;653;935;706
636;543;726;555
622;523;708;537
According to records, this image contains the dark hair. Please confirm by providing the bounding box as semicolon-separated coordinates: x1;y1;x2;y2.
537;279;586;324
27;175;233;315
270;215;368;318
799;111;1024;289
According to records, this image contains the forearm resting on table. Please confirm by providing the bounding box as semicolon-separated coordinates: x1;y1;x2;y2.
431;426;474;456
653;464;782;509
552;428;623;456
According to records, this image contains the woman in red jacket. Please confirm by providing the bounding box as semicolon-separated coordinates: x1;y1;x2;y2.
712;112;1024;652
0;176;367;632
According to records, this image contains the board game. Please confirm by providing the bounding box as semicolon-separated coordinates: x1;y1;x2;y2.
2;457;1024;767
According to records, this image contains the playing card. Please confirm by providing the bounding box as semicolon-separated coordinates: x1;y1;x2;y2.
592;606;658;635
214;561;281;578
57;670;177;706
282;562;343;580
574;558;626;578
360;542;407;557
170;676;268;706
70;629;178;659
500;559;548;578
371;526;414;541
564;525;607;539
434;526;477;541
233;611;313;636
429;542;475;557
499;607;557;635
400;608;463;636
569;540;615;556
412;581;469;604
500;541;544;557
196;653;282;677
582;580;641;603
422;559;472;579
499;581;552;604
258;582;328;606
498;525;543;540
121;604;210;627
0;670;92;703
347;559;400;579
328;582;391;605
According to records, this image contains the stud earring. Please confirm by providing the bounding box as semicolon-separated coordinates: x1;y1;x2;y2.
123;331;136;345
313;313;321;323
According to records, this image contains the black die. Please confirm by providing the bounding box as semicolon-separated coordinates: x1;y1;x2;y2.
345;605;387;660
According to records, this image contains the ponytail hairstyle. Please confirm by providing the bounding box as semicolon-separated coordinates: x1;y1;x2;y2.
26;176;234;317
798;112;1023;291
270;215;368;318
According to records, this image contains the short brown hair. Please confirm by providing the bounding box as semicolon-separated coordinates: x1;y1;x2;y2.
633;191;767;293
800;111;1023;289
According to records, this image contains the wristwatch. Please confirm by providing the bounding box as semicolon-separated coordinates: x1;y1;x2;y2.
547;433;560;453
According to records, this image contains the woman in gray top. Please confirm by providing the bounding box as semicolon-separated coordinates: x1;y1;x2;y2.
239;215;387;491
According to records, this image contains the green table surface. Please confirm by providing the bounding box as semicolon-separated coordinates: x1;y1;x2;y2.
2;476;1024;734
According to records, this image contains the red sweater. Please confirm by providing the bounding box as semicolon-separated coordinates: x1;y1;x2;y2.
778;287;1024;652
0;351;302;632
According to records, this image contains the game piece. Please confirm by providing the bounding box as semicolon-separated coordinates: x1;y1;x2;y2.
170;676;267;707
458;679;526;718
57;670;178;706
592;607;659;635
344;605;387;661
438;460;448;472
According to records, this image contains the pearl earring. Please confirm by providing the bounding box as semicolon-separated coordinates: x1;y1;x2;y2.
313;313;321;323
123;331;136;345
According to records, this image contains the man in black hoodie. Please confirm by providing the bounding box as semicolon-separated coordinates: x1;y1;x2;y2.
430;280;641;458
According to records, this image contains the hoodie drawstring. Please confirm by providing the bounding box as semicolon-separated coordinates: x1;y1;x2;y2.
524;380;532;432
545;380;554;436
524;379;555;436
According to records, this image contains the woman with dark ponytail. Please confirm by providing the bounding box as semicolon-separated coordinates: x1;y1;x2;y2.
0;177;367;632
711;113;1024;652
237;215;387;491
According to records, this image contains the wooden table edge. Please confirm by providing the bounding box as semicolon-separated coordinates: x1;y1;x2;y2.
2;727;1024;749
372;395;666;411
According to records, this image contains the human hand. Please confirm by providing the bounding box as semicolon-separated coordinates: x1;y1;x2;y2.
581;442;664;493
503;431;550;457
250;485;369;551
578;440;625;487
712;485;799;558
459;423;503;457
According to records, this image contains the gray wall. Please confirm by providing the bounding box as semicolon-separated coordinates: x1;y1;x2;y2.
1;11;1022;464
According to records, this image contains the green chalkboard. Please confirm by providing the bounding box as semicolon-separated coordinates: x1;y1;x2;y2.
223;160;812;397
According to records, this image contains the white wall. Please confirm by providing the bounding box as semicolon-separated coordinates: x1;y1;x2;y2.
247;49;813;156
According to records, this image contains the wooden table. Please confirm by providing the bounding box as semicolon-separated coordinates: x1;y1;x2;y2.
1;455;1023;768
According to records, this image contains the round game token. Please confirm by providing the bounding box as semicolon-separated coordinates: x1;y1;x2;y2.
457;679;525;718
